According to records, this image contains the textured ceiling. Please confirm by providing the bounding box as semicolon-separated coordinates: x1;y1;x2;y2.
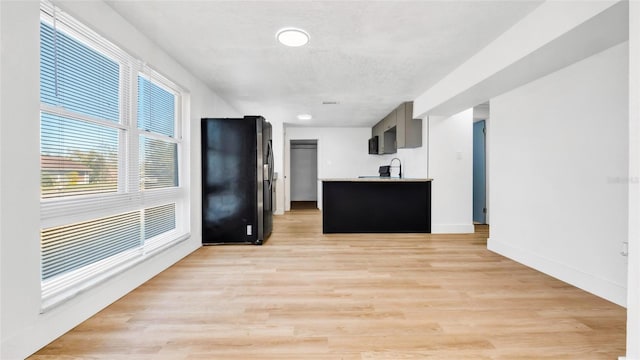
106;1;542;127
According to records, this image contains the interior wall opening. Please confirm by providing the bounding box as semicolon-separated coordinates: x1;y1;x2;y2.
290;139;318;210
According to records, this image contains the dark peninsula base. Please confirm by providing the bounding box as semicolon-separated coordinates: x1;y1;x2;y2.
322;180;431;233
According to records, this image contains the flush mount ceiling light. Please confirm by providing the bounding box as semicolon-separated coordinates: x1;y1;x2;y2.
276;28;310;47
297;114;313;121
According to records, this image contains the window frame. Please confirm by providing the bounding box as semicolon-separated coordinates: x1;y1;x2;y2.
39;1;190;312
136;71;183;191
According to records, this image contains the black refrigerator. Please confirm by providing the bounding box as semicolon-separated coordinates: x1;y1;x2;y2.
201;116;274;245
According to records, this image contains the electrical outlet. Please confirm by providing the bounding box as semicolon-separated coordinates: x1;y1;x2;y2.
621;241;628;257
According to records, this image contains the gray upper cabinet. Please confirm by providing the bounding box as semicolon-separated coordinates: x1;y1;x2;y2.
372;110;397;154
382;111;396;132
372;122;384;154
396;102;422;148
370;102;421;155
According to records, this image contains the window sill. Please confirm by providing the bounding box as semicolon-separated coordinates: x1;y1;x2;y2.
40;232;190;313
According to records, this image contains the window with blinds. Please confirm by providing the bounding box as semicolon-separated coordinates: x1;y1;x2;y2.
138;75;179;190
39;1;188;311
40;19;121;198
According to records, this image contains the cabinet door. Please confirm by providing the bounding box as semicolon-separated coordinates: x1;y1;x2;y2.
383;128;397;154
396;102;422;148
404;102;422;148
372;123;384;154
387;110;397;130
396;103;406;148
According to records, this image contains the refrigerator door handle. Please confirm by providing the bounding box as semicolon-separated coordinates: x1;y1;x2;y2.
269;150;274;188
266;141;274;190
263;163;270;184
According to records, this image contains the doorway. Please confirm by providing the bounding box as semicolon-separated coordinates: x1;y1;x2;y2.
290;140;318;210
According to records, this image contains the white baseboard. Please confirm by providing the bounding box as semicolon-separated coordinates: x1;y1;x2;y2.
431;223;475;234
488;237;627;307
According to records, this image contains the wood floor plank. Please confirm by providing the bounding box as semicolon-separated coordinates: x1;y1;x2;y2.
29;210;626;359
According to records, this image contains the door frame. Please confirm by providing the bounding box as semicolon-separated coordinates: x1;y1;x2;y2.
289;139;318;202
473;119;488;224
284;137;319;212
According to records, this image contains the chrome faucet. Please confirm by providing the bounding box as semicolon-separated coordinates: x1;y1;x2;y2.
390;158;402;178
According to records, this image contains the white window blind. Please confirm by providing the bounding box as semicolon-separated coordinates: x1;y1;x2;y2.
40;17;122;199
138;76;175;137
41;113;120;198
41;211;141;281
140;136;178;189
144;204;177;240
137;74;179;190
39;20;120;122
39;1;189;311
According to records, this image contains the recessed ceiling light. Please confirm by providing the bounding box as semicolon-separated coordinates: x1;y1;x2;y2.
276;28;310;47
297;114;312;121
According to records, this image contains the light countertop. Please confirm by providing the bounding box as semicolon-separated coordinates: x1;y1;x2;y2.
322;177;433;182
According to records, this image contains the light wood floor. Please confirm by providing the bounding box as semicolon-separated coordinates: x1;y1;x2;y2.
31;209;626;359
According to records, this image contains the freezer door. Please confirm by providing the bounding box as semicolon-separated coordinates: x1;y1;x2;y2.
262;126;274;239
256;117;273;243
201;118;258;244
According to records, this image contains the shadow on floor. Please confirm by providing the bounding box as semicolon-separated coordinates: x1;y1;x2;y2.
290;201;318;210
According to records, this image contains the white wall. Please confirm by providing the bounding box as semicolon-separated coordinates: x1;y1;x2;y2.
394;147;428;179
428;109;474;234
1;2;42;359
0;1;239;359
488;42;629;307
284;127;376;210
627;2;640;358
283;124;432;211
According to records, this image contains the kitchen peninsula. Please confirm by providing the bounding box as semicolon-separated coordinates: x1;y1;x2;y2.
322;178;431;233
